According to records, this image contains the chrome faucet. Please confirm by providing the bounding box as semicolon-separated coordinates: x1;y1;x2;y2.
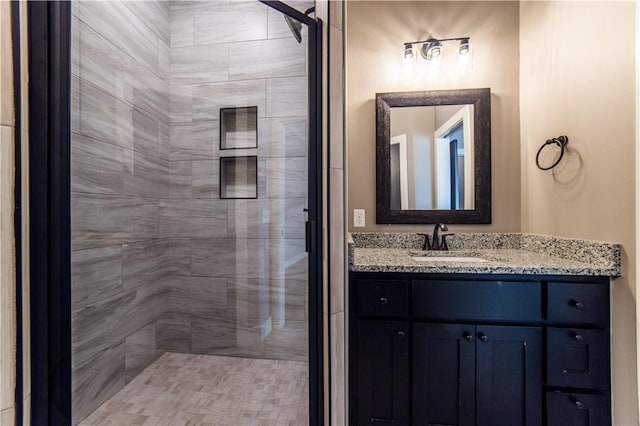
419;223;449;251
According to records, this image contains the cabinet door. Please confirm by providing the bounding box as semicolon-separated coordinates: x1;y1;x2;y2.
476;326;542;426
355;320;410;425
412;323;475;426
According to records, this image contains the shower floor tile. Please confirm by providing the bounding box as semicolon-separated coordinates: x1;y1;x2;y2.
79;352;309;426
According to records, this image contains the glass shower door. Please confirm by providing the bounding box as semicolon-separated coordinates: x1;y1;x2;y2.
70;1;316;424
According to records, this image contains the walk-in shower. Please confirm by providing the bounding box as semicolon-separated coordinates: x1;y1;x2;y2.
69;1;318;424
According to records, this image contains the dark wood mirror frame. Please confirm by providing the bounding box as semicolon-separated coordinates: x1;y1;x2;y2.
376;87;492;224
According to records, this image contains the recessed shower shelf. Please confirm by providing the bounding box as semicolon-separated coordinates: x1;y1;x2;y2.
220;156;258;199
220;106;258;150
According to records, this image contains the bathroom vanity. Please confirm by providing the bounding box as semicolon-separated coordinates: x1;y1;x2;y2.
348;233;620;426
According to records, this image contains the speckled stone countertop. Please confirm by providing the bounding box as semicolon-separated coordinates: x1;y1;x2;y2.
348;232;621;277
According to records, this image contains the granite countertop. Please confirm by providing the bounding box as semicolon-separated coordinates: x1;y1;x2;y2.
349;233;621;277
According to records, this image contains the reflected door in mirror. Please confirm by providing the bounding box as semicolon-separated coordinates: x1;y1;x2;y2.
390;134;409;209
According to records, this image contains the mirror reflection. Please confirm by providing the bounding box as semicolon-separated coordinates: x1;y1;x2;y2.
390;104;474;210
375;88;491;225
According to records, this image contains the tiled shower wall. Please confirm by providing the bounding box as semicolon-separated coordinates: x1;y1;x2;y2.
1;2;17;424
159;1;310;361
71;0;312;422
327;2;347;423
70;0;171;421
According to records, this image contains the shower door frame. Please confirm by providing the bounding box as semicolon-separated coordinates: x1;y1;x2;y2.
26;1;324;425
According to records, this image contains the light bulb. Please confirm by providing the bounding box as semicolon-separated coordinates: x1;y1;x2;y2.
421;39;443;61
404;44;414;60
458;39;473;71
458;38;471;55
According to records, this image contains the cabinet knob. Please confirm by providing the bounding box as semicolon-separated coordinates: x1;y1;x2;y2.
379;297;388;305
462;332;473;342
575;400;585;410
397;330;405;338
478;332;489;342
572;332;584;342
570;299;584;310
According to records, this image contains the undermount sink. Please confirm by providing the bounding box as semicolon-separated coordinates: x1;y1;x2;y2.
411;256;489;263
408;250;492;263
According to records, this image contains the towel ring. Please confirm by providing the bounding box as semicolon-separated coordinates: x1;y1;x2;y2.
536;135;569;171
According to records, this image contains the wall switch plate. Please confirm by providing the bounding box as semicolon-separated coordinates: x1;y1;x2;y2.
354;209;365;227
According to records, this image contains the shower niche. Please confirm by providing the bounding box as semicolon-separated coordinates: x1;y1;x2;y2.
220;106;258;150
219;106;259;199
220;155;258;199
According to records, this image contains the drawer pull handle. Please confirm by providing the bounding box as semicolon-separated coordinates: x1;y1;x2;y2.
379;297;388;305
462;332;473;342
575;400;585;410
397;330;405;338
572;332;584;342
478;332;489;342
570;299;584;310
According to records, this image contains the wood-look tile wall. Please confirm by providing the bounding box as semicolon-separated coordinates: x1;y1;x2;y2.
18;1;31;422
70;1;171;421
71;1;313;422
0;1;17;424
159;0;312;364
327;1;347;425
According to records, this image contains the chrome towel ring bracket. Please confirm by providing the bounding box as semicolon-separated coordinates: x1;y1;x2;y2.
536;135;569;171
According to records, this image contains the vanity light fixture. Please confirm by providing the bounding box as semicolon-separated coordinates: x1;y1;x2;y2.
403;36;472;62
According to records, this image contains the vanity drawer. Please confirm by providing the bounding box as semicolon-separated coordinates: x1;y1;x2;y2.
546;392;610;426
354;279;409;318
546;328;608;389
412;280;541;321
547;282;608;325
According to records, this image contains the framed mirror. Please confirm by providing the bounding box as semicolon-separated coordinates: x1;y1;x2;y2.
376;88;491;224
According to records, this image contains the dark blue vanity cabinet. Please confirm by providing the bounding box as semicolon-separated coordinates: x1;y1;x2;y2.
352;278;411;424
349;272;612;426
412;323;542;426
355;319;410;424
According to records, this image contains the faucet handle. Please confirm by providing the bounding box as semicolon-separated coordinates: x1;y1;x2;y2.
440;233;452;251
417;233;431;250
